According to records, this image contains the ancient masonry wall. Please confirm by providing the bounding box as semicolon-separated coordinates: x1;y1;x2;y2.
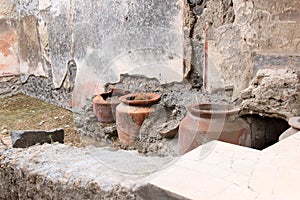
0;0;184;110
0;0;299;112
0;144;143;199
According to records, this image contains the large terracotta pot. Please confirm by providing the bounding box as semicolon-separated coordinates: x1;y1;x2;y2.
279;117;300;141
93;89;129;123
178;103;251;155
116;93;161;144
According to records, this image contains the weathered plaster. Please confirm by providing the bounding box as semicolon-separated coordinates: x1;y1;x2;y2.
0;19;19;77
46;0;71;88
18;15;46;80
72;0;184;108
202;0;300;97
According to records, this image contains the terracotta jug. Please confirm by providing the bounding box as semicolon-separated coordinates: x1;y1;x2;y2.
93;89;129;123
116;93;161;144
178;103;251;155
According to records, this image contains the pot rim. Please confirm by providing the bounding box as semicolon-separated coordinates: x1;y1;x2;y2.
187;103;240;118
93;88;128;105
289;117;300;129
119;93;161;106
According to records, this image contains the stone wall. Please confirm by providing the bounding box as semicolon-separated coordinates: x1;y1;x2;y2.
185;0;300;98
0;143;173;199
1;0;299;110
241;67;300;119
0;2;20;97
0;75;20;97
0;0;184;110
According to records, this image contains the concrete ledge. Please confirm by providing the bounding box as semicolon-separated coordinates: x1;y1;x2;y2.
0;143;173;199
137;132;300;200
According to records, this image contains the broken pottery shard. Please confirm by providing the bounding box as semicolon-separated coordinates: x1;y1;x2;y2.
11;129;64;148
159;123;179;139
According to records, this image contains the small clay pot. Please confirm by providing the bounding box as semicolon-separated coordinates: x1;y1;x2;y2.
116;93;161;144
119;93;161;106
178;103;251;155
93;89;129;123
279;117;300;141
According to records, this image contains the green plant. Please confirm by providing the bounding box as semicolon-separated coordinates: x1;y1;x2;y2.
48;134;54;144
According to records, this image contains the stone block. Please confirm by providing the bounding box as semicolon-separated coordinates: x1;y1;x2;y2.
241;67;300;120
0;143;173;198
11;129;64;148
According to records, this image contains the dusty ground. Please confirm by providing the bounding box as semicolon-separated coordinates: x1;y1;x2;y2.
0;94;80;146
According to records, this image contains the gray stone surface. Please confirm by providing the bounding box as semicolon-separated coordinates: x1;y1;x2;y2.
0;143;174;199
253;55;300;74
1;0;300;113
0;75;20;97
11;128;64;148
22;74;72;109
188;0;300;98
241;68;300;120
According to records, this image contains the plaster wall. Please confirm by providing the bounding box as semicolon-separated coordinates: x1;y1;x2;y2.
0;0;184;109
0;0;299;111
197;0;300;97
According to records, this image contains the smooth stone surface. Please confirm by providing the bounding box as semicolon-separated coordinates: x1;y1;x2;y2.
137;132;300;200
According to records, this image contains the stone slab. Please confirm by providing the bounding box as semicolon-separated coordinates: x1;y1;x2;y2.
137;132;300;200
11;128;64;148
0;143;173;199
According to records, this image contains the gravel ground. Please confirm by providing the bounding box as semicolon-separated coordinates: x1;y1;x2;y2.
0;94;80;147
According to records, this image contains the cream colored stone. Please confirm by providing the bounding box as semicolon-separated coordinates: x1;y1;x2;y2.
215;184;257;200
273;168;300;200
141;132;300;199
223;174;250;187
249;164;278;193
149;165;232;200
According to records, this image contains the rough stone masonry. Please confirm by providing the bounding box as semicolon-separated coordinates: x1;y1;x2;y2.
0;143;173;199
